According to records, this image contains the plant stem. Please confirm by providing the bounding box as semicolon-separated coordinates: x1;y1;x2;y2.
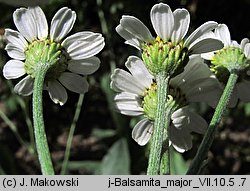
60;94;84;175
187;72;238;174
33;63;54;175
147;73;170;175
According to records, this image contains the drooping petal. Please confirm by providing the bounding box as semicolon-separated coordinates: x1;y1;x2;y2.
5;43;25;60
14;76;34;96
114;92;143;116
132;118;153;146
240;38;249;50
184;21;218;47
169;124;192;153
214;24;231;46
3;60;25;79
120;15;154;42
61;31;94;46
5;29;28;52
13;7;37;42
29;6;48;39
50;7;76;42
115;25;141;50
236;80;250;102
58;72;89;94
67;57;100;75
188;38;223;54
150;3;174;41
171;8;190;44
244;43;250;59
110;69;145;95
63;33;104;60
47;80;68;106
125;56;153;88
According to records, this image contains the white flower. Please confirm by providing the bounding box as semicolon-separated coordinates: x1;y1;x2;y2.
3;6;105;105
116;3;223;55
111;55;221;152
201;24;250;107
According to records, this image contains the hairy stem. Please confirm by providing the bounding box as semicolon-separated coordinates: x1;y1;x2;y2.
147;73;170;175
33;63;54;175
187;72;238;174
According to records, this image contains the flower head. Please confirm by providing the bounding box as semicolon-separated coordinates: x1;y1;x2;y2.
116;3;223;76
202;24;250;106
111;55;221;152
3;6;105;105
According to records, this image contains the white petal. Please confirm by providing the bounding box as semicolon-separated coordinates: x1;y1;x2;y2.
68;57;100;75
132;118;153;146
169;124;192;153
125;56;153;88
189;38;223;54
58;72;89;94
171;8;190;44
5;43;25;60
47;80;68;105
240;38;249;50
244;43;250;58
14;76;34;96
63;33;104;60
50;7;76;42
3;60;25;79
116;25;141;50
214;24;231;46
13;7;37;42
201;52;215;60
110;69;145;95
150;3;174;41
114;92;143;116
184;21;218;47
236;80;250;102
29;6;48;39
5;29;28;52
61;31;94;47
120;15;154;42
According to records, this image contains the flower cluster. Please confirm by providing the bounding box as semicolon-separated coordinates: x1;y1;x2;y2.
116;3;223;76
3;6;104;105
202;24;250;106
111;55;221;152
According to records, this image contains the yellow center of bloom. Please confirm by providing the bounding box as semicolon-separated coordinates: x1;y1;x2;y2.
142;36;189;77
24;39;68;82
142;82;187;121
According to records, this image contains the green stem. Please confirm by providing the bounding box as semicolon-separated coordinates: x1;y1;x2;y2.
33;63;54;175
60;94;84;175
187;72;238;174
0;109;28;149
147;73;170;175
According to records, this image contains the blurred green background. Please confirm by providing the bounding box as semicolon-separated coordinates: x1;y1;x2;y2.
0;0;250;174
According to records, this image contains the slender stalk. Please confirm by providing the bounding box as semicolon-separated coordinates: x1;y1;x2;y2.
0;109;28;149
187;72;238;174
147;73;170;175
60;94;84;175
33;62;54;175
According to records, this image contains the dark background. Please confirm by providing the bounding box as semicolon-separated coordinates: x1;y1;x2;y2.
0;0;250;174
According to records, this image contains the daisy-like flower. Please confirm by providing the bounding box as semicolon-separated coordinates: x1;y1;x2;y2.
3;6;104;105
201;24;250;106
116;3;223;76
111;55;221;152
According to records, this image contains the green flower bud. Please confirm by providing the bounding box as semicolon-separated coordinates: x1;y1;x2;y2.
211;47;249;74
142;36;189;77
24;39;67;82
142;82;187;121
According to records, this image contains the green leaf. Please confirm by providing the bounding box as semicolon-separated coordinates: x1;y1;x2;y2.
65;161;101;174
170;147;188;175
100;138;130;174
91;128;116;140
